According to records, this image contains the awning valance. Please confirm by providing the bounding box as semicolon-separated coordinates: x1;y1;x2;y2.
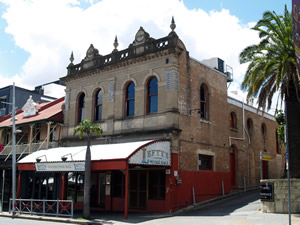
18;139;171;171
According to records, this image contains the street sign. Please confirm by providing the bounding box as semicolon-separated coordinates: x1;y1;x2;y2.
260;182;274;201
261;152;272;161
262;156;272;161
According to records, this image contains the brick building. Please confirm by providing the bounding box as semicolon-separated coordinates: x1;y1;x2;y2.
17;18;284;215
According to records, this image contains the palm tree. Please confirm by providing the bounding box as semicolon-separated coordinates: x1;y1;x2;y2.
74;119;103;219
239;5;300;177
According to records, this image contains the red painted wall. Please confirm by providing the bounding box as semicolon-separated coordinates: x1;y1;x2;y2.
171;170;231;211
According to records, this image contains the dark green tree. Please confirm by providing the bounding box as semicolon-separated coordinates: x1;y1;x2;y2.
74;119;103;219
240;5;300;177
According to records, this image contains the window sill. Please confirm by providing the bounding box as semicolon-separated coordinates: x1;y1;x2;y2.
200;119;211;124
230;127;238;132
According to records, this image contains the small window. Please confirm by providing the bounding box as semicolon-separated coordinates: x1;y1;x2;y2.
147;77;158;114
125;82;135;117
77;92;85;123
149;170;165;200
200;84;209;120
261;123;267;142
94;89;102;121
198;154;213;170
247;118;253;135
230;112;237;129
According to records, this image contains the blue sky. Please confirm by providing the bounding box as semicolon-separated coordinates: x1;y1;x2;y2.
0;0;291;109
184;0;291;24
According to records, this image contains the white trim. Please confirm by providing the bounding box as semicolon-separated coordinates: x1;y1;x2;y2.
227;97;275;121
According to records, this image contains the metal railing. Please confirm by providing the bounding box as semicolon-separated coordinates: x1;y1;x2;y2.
0;141;59;159
9;198;73;217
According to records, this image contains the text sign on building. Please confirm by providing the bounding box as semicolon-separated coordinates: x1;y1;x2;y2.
260;182;274;201
129;141;171;166
35;162;85;172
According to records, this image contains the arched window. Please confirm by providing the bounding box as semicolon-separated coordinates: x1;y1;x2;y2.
125;82;135;117
247;118;253;135
94;89;102;121
261;123;267;142
275;130;281;154
147;77;158;114
77;92;85;123
230;112;237;129
200;84;209;119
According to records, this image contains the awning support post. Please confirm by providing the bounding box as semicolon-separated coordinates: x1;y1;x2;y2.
124;162;129;219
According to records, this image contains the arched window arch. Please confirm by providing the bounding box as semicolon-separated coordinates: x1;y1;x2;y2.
125;82;135;117
147;77;158;114
247;118;253;136
200;84;209;119
230;112;237;129
77;92;85;123
94;89;102;121
261;123;267;142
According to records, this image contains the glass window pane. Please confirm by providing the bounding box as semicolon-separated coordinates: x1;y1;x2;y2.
148;78;158;95
127;100;135;116
127;82;135;99
96;105;102;121
97;90;102;105
149;95;158;113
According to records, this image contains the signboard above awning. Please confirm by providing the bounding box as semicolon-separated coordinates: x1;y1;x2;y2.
35;161;85;172
129;140;170;166
18;139;171;172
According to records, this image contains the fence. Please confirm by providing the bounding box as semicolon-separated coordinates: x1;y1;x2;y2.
9;198;73;217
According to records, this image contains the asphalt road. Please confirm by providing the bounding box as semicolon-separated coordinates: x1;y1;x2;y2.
96;190;299;225
1;190;299;225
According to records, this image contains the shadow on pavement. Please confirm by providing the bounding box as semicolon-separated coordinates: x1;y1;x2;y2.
80;190;260;224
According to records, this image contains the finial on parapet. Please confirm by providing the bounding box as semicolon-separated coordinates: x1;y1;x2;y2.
170;16;176;32
69;51;74;65
113;35;119;52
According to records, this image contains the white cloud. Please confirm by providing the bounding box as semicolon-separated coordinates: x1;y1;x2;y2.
0;0;259;97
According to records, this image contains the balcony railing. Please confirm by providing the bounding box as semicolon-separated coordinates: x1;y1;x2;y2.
0;141;59;158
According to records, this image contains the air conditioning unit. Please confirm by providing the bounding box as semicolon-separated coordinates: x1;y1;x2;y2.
226;71;233;82
201;57;224;73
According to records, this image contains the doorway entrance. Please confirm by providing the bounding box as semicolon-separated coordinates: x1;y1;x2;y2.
129;170;147;209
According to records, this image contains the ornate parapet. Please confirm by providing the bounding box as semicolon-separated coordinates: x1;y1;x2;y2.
66;34;179;77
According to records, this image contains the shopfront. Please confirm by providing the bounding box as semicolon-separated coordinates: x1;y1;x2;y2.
17;139;173;217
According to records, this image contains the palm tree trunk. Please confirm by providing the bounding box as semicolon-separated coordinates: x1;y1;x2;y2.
286;85;300;178
83;135;91;219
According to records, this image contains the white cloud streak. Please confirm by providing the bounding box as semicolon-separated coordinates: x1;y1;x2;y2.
0;0;259;96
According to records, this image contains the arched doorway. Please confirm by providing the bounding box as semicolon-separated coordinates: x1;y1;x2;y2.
230;145;236;187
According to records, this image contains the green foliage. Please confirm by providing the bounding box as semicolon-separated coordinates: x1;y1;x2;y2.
275;110;285;147
73;119;103;139
239;5;299;111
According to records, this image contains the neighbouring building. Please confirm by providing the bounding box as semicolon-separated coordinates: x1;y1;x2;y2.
0;80;65;118
17;18;284;217
0;96;64;208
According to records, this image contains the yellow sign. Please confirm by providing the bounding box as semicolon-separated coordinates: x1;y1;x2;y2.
262;156;272;161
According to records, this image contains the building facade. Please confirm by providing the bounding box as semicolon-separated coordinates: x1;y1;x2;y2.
17;19;284;215
0;96;64;208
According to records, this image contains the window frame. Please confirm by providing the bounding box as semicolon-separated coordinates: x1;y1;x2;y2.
94;89;103;122
246;118;253;136
198;154;213;170
230;112;237;129
77;92;85;124
200;84;209;120
261;123;267;142
125;81;135;117
146;77;158;114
